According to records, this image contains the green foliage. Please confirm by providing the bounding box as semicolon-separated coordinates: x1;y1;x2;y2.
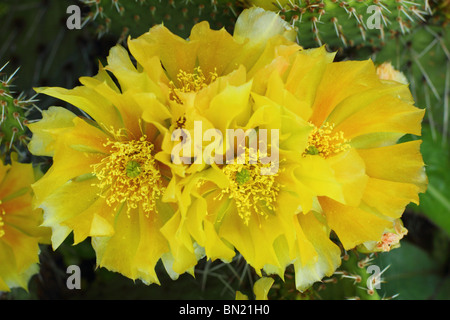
0;0;98;95
373;238;449;299
412;127;450;236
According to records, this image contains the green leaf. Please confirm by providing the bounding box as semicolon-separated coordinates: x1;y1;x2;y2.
373;241;448;300
414;125;450;235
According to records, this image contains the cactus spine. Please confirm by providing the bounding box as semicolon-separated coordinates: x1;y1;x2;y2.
80;0;244;41
0;62;36;160
268;249;399;300
247;0;432;50
366;0;450;143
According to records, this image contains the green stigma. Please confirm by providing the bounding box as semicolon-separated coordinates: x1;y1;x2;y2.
126;161;141;178
235;168;251;185
305;145;319;155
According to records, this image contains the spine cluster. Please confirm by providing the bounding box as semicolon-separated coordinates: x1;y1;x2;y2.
277;0;431;49
81;0;243;41
0;63;36;160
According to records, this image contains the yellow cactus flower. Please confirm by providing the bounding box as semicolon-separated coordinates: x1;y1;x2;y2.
27;7;297;283
280;47;426;290
28;64;175;284
27;5;426;293
0;156;49;291
170;22;426;291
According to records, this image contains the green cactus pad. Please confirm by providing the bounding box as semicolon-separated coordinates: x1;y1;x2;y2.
81;0;244;41
0;63;36;159
248;0;432;50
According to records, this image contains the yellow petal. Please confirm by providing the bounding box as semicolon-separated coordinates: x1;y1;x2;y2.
320;197;394;250
290;215;318;268
219;206;285;275
104;45;140;92
326;148;369;207
27;106;77;157
253;277;275;300
160;210;199;275
133;207;171;285
64;194;115;245
93;205;170;285
135;92;172;126
0;240;39;291
294;212;341;292
93;207;141;282
235;291;249;300
133;25;200;82
310;60;381;126
34;86;122;131
363;177;421;219
184;196;236;262
189;21;243;76
63;117;110;154
39;178;100;249
293;155;345;207
356;140;427;192
32;140;103;207
234;7;296;46
265;70;313;120
0;160;35;201
204;220;236;262
349;132;405;149
127;36;167;84
1;227;40;273
231;7;296;74
0;275;9;292
202;81;253;135
246;35;300;80
333;91;425;139
285;47;335;111
328;81;412;120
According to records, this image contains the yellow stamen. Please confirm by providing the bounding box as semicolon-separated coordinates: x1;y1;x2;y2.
0;204;5;238
92;135;165;217
169;66;218;103
175;115;187;129
218;149;280;225
304;122;350;158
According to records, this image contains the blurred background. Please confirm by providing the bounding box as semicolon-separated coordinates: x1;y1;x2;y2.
0;0;448;300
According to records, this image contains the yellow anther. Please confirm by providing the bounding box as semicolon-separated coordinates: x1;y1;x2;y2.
0;205;6;238
91;135;164;217
218;148;280;225
304;122;350;158
169;66;218;103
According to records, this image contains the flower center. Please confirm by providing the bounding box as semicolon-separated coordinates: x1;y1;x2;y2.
169;66;218;103
0;205;5;238
218;149;280;225
125;160;141;178
92;136;165;216
304;122;350;158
